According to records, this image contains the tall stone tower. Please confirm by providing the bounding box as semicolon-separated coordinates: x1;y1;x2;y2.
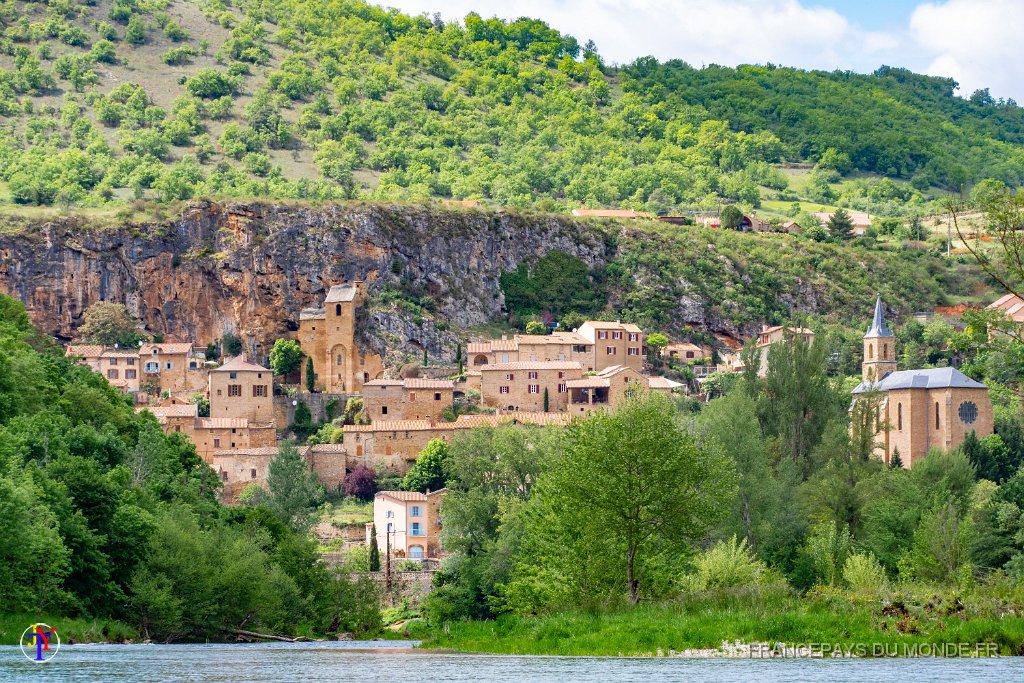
862;295;897;382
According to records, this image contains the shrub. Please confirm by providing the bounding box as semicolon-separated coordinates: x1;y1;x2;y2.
162;46;197;65
185;69;239;99
343;465;378;501
91;39;118;64
683;536;767;590
843;552;888;594
164;21;190;42
125;16;146;45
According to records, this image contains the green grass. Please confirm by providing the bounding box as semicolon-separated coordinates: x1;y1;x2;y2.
324;498;373;526
421;588;1024;656
0;613;139;645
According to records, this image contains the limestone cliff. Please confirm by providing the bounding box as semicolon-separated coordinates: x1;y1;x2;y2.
0;201;608;363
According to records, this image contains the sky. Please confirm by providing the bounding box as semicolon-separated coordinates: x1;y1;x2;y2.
383;0;1024;102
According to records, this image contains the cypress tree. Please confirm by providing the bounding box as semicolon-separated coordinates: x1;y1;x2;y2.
423;348;428;367
369;525;381;571
543;387;549;412
305;356;315;392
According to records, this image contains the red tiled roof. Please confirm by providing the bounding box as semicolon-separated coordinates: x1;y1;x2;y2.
481;361;583;372
140;343;194;355
66;345;105;358
213;356;271;373
344;419;451;433
402;378;456;389
139;404;198;418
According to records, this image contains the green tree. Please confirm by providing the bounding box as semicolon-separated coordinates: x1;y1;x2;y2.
305;356;315;392
763;332;835;471
720;204;744;230
269;338;304;377
369;525;381;571
78;302;146;348
646;332;668;354
515;394;736;605
524;321;547;335
402;439;450;493
543;387;549;412
125;16;146;45
828;208;854;241
701;389;779;554
266;443;323;530
222;333;243;356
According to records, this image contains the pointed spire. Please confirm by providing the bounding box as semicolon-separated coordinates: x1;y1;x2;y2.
865;294;893;339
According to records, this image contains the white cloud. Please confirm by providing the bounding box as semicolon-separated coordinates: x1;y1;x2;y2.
910;0;1024;101
384;0;1023;101
385;0;890;70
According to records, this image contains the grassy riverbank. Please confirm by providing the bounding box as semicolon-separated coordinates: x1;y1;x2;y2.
0;614;139;645
418;588;1024;656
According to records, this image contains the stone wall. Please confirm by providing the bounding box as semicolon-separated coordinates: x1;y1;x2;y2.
273;392;349;425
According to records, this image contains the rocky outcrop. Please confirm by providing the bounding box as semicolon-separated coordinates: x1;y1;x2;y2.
0;201;608;362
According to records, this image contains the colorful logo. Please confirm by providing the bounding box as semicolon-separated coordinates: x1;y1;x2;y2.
20;623;60;663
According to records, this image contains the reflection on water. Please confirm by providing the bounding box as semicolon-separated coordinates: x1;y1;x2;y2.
0;640;1020;682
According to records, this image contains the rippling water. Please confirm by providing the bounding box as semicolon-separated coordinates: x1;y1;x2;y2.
1;640;1020;682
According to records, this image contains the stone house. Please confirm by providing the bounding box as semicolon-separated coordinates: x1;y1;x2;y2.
208;356;275;422
566;365;682;414
343;412;573;474
66;342;206;397
66;346;142;393
139;342;207;395
297;282;385;394
362;377;455;422
213;444;348;501
468;332;593;369
191;418;277;459
344;419;449;474
753;325;815;377
373;489;448;560
663;342;711;362
479;361;583;412
852;297;993;468
576;321;645;372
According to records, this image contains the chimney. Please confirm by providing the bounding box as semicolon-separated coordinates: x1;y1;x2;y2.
426;488;431;496
501;334;507;341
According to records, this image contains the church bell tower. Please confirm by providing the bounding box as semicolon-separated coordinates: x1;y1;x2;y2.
863;295;897;382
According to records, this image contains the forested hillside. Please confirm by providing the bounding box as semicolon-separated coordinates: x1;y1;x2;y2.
0;293;379;641
0;0;1022;214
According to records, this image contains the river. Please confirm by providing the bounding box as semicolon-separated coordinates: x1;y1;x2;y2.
1;640;1020;682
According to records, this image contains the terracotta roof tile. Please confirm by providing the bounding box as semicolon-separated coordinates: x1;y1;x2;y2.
140;343;194;355
213;356;271;373
402;378;455;389
481;361;584;372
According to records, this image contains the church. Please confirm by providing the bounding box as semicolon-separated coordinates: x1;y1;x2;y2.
851;296;993;468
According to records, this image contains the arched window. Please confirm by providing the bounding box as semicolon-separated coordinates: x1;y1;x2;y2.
336;354;343;366
409;545;424;559
335;303;342;316
897;403;902;431
868;344;873;359
883;343;889;357
935;402;940;429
